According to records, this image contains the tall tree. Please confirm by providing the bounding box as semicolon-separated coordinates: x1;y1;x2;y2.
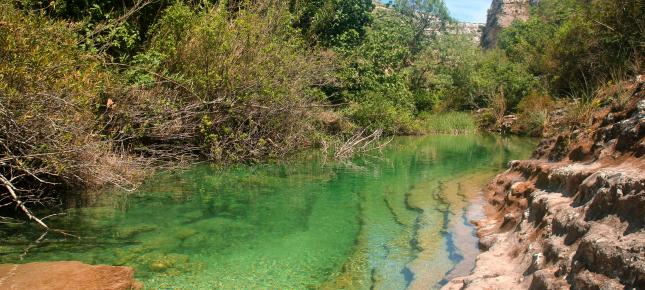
393;0;451;54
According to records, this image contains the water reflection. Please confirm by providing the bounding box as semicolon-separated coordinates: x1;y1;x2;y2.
0;134;535;289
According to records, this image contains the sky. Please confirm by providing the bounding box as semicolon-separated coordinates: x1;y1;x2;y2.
444;0;491;23
382;0;491;23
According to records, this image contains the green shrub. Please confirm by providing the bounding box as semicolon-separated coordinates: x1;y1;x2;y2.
0;3;140;203
291;0;374;48
500;0;644;97
335;8;418;134
108;2;334;162
471;51;538;111
412;35;537;114
410;34;477;111
516;93;553;136
345;100;420;135
419;112;477;134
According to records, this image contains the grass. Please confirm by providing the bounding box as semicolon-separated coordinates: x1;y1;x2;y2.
419;111;478;135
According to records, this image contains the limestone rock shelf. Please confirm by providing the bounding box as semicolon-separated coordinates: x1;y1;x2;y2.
0;261;141;290
443;83;644;289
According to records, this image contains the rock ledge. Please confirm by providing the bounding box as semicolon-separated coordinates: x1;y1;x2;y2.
443;82;644;289
0;261;141;290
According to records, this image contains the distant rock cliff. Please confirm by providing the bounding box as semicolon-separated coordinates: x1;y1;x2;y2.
481;0;537;48
447;22;485;44
432;21;485;44
374;2;484;44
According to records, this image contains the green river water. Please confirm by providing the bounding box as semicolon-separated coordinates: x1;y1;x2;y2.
0;135;535;289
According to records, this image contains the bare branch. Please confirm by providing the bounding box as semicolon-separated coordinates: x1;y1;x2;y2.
0;174;49;229
333;129;390;160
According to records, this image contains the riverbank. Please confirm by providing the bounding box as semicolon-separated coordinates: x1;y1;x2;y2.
443;81;644;289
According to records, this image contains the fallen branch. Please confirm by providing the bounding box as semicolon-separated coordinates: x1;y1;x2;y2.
333;129;391;160
0;174;49;229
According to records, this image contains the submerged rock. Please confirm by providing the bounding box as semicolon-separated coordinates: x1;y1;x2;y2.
145;253;190;273
114;224;158;239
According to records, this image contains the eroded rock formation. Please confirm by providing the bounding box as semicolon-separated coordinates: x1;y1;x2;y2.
443;80;645;289
481;0;537;48
446;22;484;44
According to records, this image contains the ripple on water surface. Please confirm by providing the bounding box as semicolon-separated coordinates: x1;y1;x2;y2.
0;135;535;289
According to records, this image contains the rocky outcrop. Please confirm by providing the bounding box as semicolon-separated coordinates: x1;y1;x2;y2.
481;0;536;48
376;1;484;44
0;261;142;290
446;22;484;44
443;81;645;289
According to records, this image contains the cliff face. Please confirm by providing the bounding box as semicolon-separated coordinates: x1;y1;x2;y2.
443;80;645;289
481;0;536;48
447;22;485;44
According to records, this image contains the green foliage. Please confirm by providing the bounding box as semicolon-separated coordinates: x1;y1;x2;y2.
412;35;537;113
0;3;136;193
393;0;452;55
411;34;478;111
500;0;644;96
336;9;419;134
291;0;374;48
0;2;107;141
393;0;450;19
331;1;537;134
516;93;553;136
418;111;477;134
555;0;643;93
470;50;538;111
111;2;334;162
16;0;177;58
498;17;555;76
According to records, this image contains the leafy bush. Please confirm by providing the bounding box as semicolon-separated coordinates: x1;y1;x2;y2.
516;93;554;136
108;2;334;162
471;50;538;111
411;34;478;111
412;35;537;113
500;0;644;96
336;8;418;134
291;0;374;48
419;112;477;134
0;3;141;220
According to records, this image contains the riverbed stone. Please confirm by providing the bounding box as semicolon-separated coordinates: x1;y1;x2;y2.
114;224;158;239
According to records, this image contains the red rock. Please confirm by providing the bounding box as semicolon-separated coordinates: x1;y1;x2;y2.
442;82;645;290
0;261;142;290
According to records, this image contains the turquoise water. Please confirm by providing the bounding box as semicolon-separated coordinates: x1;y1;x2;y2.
0;135;535;289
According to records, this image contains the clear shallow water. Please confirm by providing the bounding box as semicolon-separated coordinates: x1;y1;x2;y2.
0;135;535;289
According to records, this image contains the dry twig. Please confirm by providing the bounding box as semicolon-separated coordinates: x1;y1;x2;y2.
333;129;391;160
